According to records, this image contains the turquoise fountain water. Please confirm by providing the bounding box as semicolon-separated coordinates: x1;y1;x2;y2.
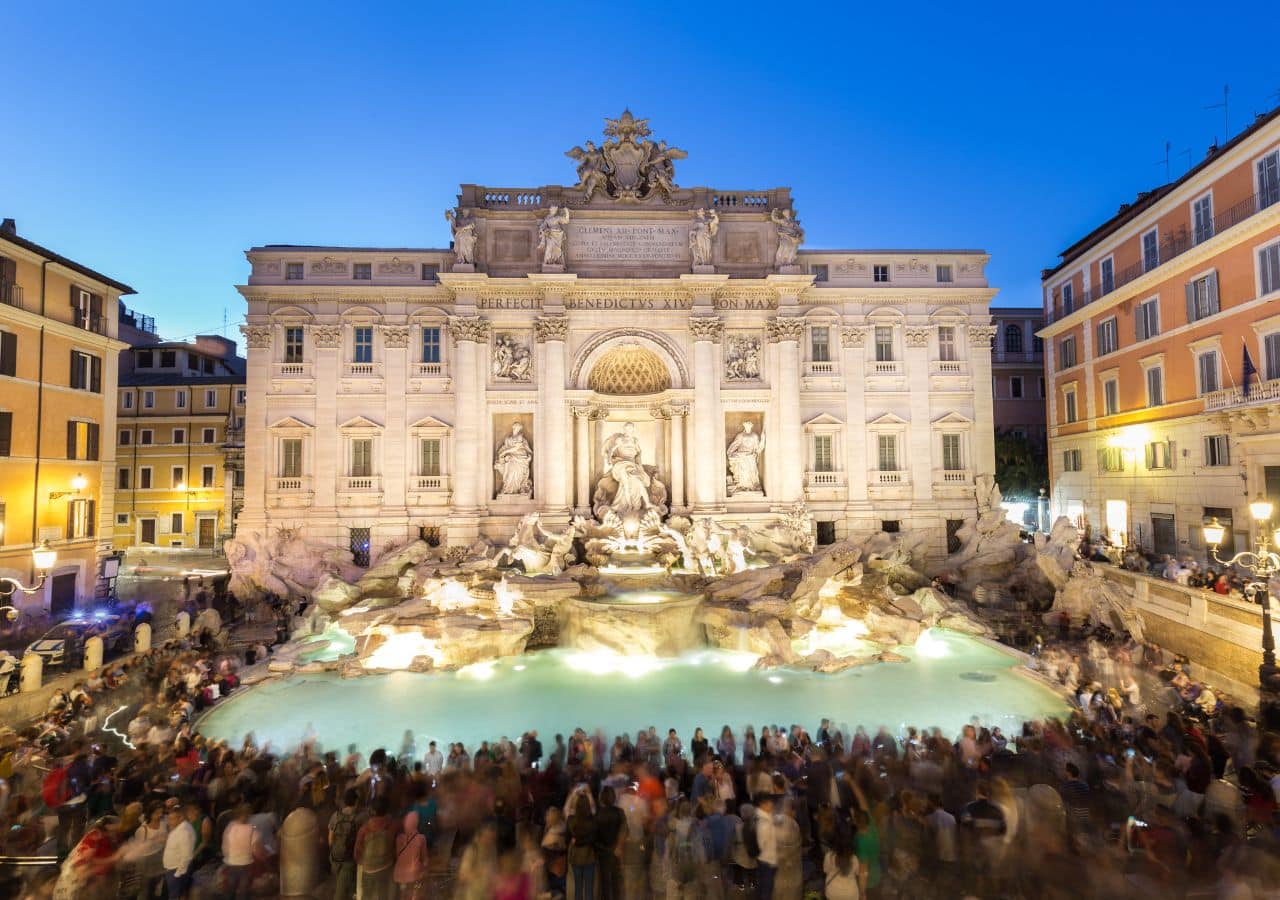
200;629;1066;758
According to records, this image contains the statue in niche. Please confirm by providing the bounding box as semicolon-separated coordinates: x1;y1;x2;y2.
537;206;571;267
445;208;477;265
593;422;668;532
724;335;761;380
492;333;532;381
726;421;766;494
770;208;805;268
494;420;533;496
689;208;719;267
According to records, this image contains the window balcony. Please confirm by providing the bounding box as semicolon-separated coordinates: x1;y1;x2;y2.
931;361;965;376
408;474;452;505
268;475;313;508
415;362;445;377
74;310;109;334
874;470;905;484
344;361;383;378
0;282;23;309
273;476;311;492
805;361;837;376
936;468;972;485
414;474;449;490
1204;376;1280;411
869;360;903;375
273;362;313;379
805;471;845;491
341;475;382;493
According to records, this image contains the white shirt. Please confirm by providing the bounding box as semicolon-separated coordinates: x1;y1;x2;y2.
755;809;779;866
222;821;257;867
424;749;444;775
162;820;196;875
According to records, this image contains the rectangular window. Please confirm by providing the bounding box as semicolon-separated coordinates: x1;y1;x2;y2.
143;390;155;409
420;438;442;476
874;326;894;362
1064;389;1078;423
941;433;962;470
136;349;153;369
234;469;244;488
172;466;185;489
1205;434;1230;466
810;264;829;282
353;326;374;363
121;392;133;410
1033;335;1044;353
115;513;128;526
350;526;371;568
203;427;216;443
139;467;152;489
172;428;185;445
1193;194;1214;244
877;434;898;471
171;513;183;535
140;429;153;445
1146;366;1164;406
936;264;952;283
1061;282;1074;315
817;521;837;545
119;429;131;446
881;520;900;533
810;326;830;362
1096;318;1118;356
160;350;175;368
1099;446;1125;472
1060;336;1077;369
286;262;304;280
1099;257;1115;294
281;438;303;478
1259;150;1280;209
422;327;442;364
201;465;215;488
284;327;305;363
1266;332;1280;381
0;412;11;457
235;388;246;406
1135;297;1160;341
1038;376;1046;398
0;330;14;378
813;434;833;472
421;263;440;282
204;389;217;408
174;390;187;409
1142;228;1159;272
69;351;102;393
1103;378;1119;416
1198;350;1219;395
351;438;374;477
117;467;130;490
1062;448;1082;471
68;498;94;539
937;326;957;361
1146;441;1172;470
873;264;891;283
1186;272;1219;322
353;262;372;280
1010;375;1023;398
1259;242;1280;296
65;421;99;461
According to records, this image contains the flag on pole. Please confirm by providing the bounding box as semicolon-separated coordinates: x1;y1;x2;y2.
1243;340;1257;400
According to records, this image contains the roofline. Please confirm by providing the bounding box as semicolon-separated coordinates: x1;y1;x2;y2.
988;305;1043;314
1044;104;1280;278
798;248;989;255
249;245;452;254
1;231;135;295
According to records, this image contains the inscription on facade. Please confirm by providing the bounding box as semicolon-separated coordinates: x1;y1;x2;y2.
565;297;692;310
567;223;688;263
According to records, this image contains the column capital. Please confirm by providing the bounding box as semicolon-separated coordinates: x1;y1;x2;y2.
447;315;491;345
240;325;272;349
311;323;342;348
968;324;999;346
650;403;688;419
839;325;868;348
688;315;724;343
904;325;932;349
766;316;805;344
534;315;569;343
381;325;410;348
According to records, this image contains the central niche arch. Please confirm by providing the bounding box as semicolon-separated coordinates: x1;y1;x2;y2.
572;329;688;392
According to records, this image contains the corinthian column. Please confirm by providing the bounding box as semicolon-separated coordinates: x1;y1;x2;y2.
238;325;271;531
447;316;490;528
768;316;805;503
841;326;869;503
689;315;724;511
669;404;687;511
536;316;570;514
573;406;590;515
904;324;934;501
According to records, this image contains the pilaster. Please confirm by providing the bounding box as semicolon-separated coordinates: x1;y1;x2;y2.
311;323;341;515
536;315;570;514
767;316;804;504
238;325;271;529
689;315;724;511
904;324;934;501
841;326;869;502
969;324;999;479
447;315;490;542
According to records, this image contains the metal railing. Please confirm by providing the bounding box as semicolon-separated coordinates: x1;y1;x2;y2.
1049;189;1278;322
0;282;22;308
74;310;108;334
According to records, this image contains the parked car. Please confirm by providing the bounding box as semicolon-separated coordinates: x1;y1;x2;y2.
25;614;130;669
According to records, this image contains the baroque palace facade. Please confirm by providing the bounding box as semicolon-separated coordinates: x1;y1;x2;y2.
237;113;999;561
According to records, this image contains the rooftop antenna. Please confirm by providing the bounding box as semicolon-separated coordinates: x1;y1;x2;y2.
1179;147;1193;175
1154;141;1171;182
223;308;228;337
1204;83;1230;144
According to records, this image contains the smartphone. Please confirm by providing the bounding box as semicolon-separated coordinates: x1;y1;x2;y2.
1125;748;1135;759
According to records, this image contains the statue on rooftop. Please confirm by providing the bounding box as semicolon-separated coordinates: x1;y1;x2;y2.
537;206;571;267
771;208;805;268
445;208;477;265
689;208;719;267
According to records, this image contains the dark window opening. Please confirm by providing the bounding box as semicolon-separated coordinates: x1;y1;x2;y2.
350;526;372;568
881;520;900;533
946;519;965;554
816;521;836;545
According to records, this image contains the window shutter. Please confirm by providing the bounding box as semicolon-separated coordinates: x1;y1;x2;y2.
0;331;15;376
66;502;73;541
1208;271;1219;315
1166;440;1176;470
69;350;79;389
89;356;101;393
1185;282;1195;324
1144;444;1154;470
1135;311;1144;342
1097;449;1107;472
69;283;78;308
89;293;102;322
87;423;99;461
0;411;11;456
0;256;16;284
66;420;77;459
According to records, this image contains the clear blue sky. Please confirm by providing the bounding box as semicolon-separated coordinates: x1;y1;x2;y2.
3;1;1276;346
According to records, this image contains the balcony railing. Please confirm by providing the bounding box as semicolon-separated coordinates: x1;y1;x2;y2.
273;362;314;379
869;360;903;375
272;476;311;492
0;282;22;309
1049;189;1279;323
341;475;381;492
344;361;382;378
415;362;445;377
414;475;450;491
1204;375;1280;410
805;361;837;376
874;470;904;484
937;469;972;484
74;310;108;334
805;471;844;488
931;361;965;375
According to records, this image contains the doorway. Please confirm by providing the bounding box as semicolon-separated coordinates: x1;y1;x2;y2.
197;518;216;549
50;572;77;617
1151;513;1176;556
140;518;156;545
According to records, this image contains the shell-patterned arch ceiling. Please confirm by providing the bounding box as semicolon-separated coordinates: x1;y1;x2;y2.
587;344;672;395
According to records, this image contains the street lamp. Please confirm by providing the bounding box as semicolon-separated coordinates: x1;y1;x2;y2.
48;473;88;500
0;541;59;619
1202;498;1280;727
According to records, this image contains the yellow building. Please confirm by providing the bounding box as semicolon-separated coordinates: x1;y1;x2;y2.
112;332;246;552
0;218;132;615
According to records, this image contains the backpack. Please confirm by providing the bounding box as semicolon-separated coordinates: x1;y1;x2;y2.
359;826;393;871
329;810;358;863
41;765;70;809
742;817;760;859
671;826;701;884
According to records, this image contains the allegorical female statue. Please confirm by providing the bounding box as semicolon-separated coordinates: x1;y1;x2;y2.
537;206;571;267
770;208;805;268
726;420;765;494
494;420;533;496
601;422;653;516
689;208;719;267
445;208;477;265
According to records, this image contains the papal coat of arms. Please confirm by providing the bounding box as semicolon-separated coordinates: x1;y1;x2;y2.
565;110;687;203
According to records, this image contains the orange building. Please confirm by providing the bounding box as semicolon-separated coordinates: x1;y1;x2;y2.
1040;108;1280;558
0;219;132;615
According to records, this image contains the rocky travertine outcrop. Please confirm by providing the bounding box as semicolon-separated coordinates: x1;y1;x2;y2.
1044;560;1145;641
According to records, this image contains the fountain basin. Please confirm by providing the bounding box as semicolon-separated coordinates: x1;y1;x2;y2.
561;591;704;657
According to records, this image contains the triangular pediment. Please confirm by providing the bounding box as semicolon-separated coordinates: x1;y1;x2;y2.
867;412;908;426
339;415;383;431
932;411;973;426
268;416;313;430
803;413;844;427
409;415;453;430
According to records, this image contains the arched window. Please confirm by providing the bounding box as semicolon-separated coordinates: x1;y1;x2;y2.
1004;323;1023;353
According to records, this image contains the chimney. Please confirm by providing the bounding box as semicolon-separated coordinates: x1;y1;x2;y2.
0;219;15;236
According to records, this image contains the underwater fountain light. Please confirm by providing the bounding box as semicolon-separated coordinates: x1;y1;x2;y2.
914;628;949;659
362;630;442;670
